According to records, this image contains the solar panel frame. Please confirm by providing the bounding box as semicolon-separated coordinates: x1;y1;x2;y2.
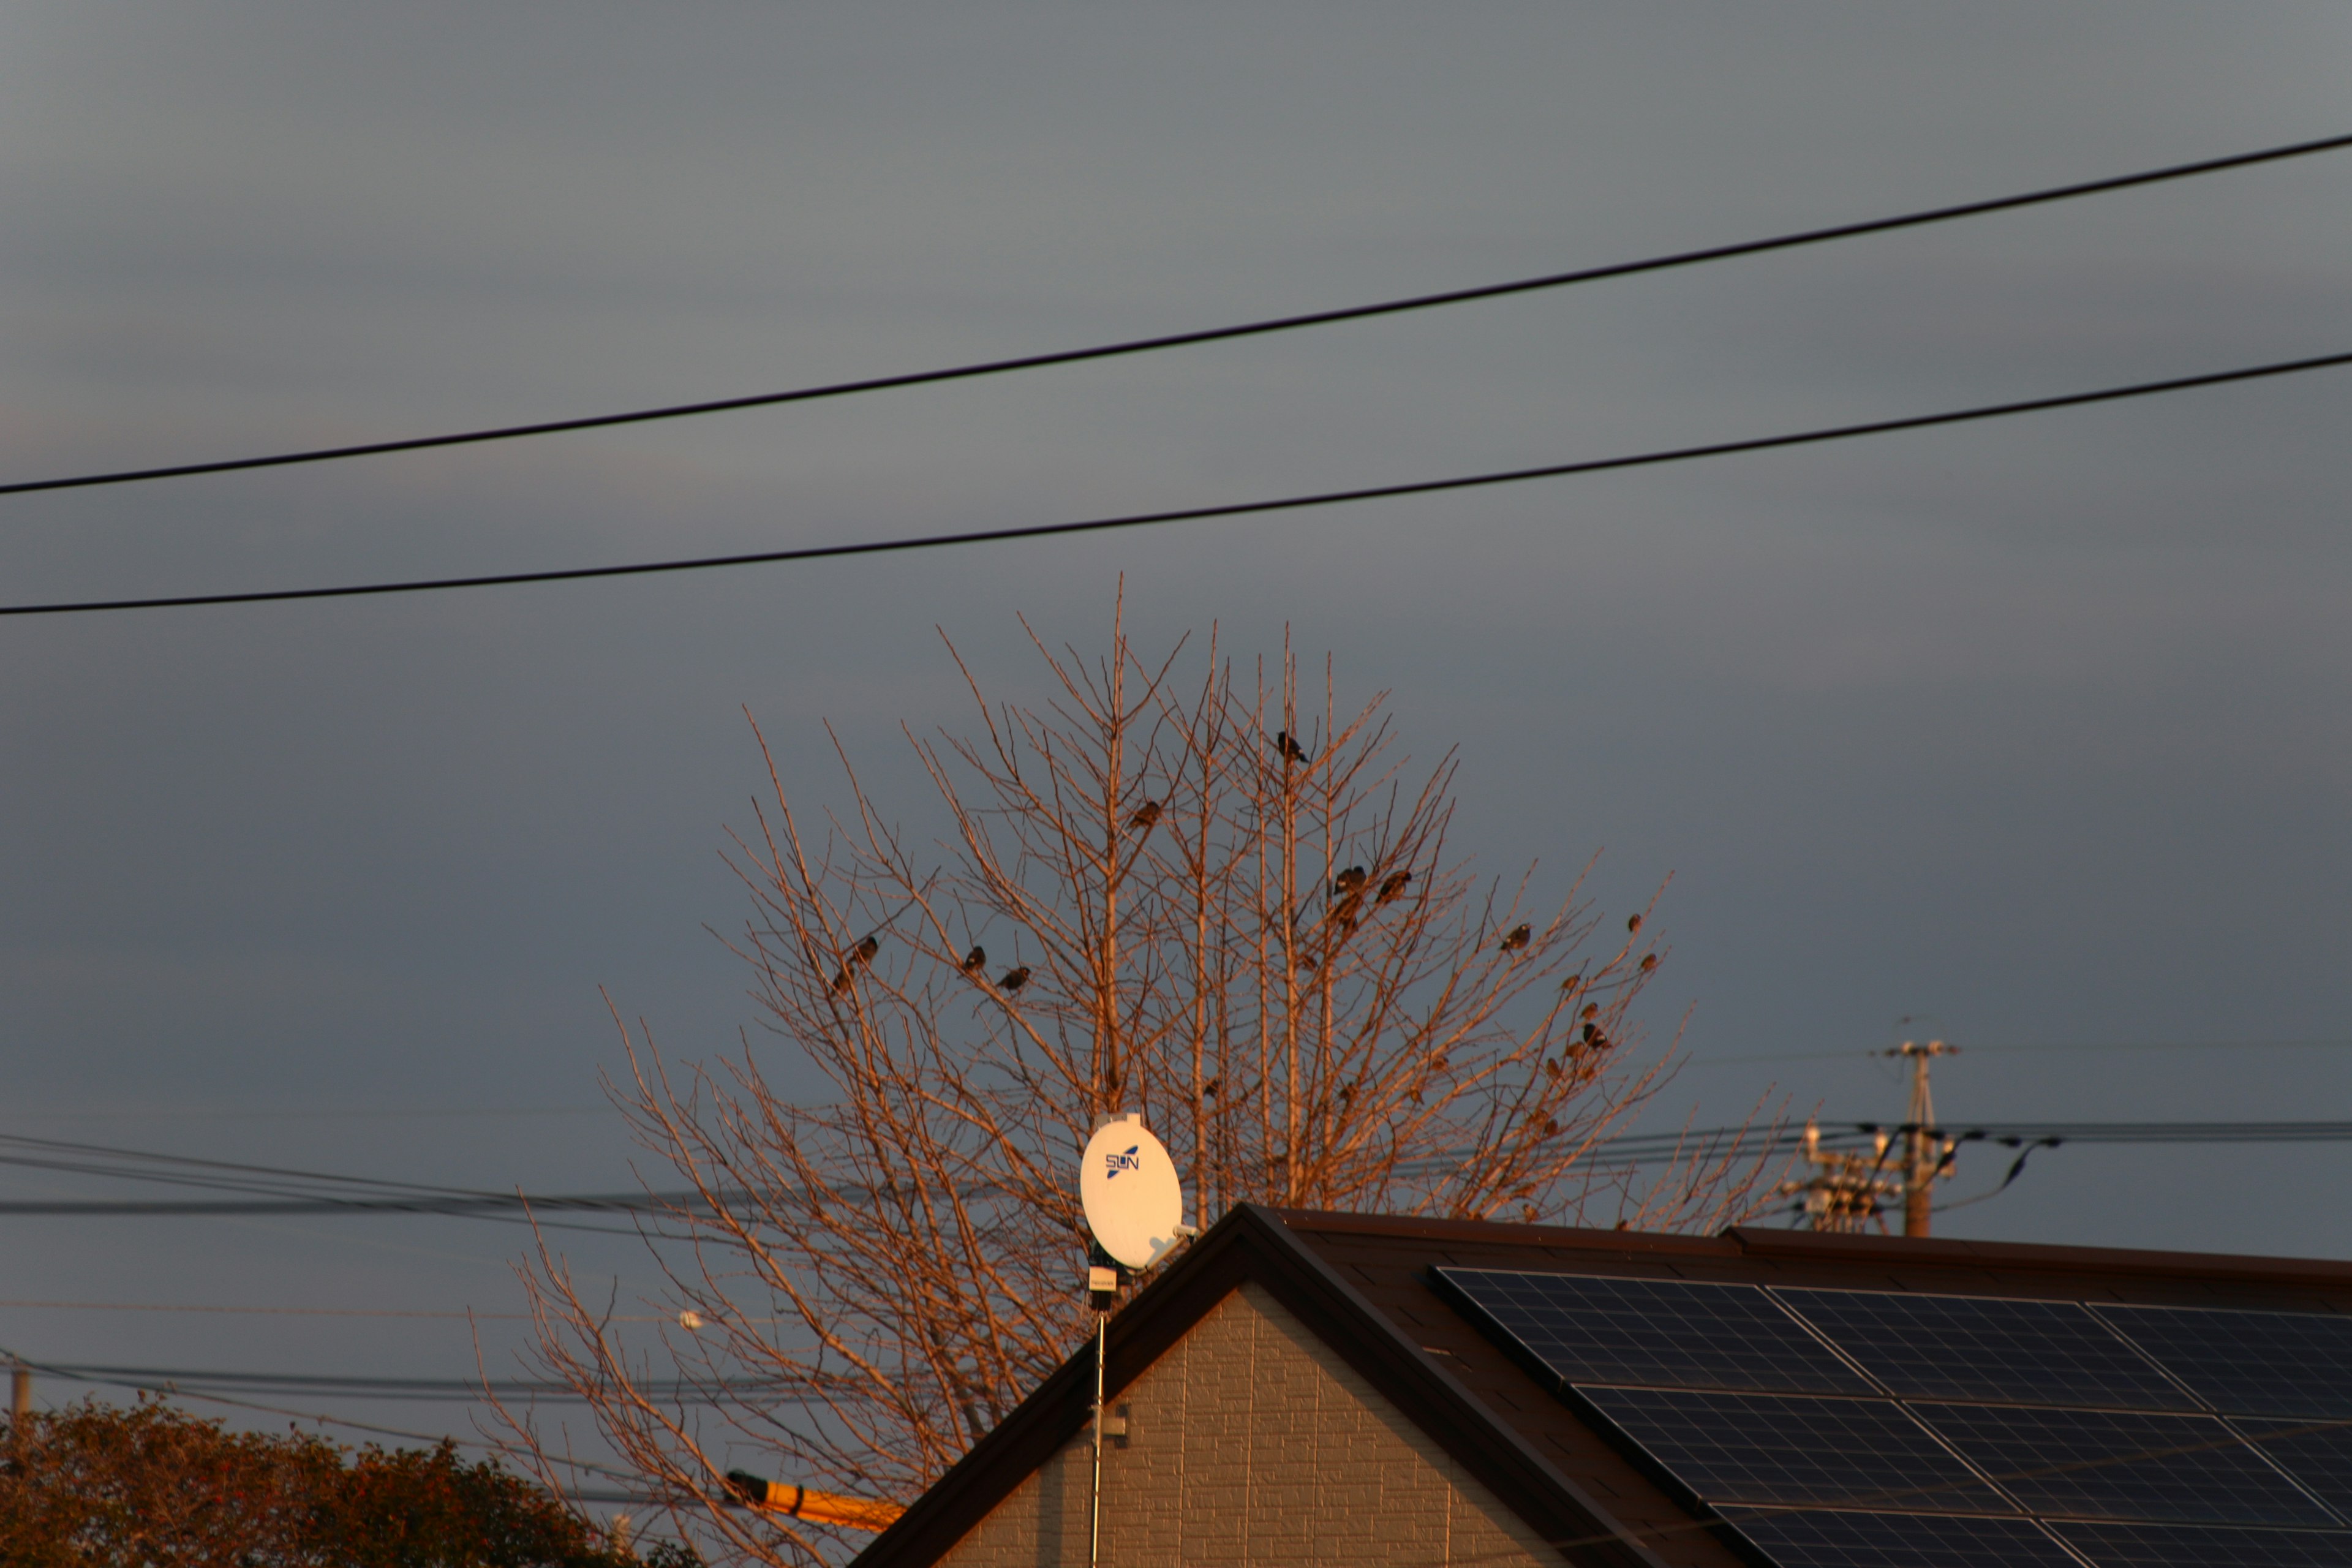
2098;1304;2352;1420
1717;1507;2081;1568
1573;1385;2016;1516
2051;1519;2352;1567
1773;1287;2196;1412
1913;1402;2337;1528
1432;1267;1876;1397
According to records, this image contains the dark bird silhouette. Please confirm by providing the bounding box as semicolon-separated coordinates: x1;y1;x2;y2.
1626;913;1643;934
1559;972;1583;994
1639;953;1658;973
1332;866;1366;896
998;965;1030;993
1376;871;1412;904
1201;1076;1219;1098
1128;800;1162;831
962;945;986;974
1581;1022;1597;1042
1581;1003;1599;1020
1499;923;1531;954
1274;731;1309;763
830;934;881;993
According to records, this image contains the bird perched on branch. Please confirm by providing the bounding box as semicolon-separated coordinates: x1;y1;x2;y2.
1128;800;1161;831
1274;731;1309;763
831;934;880;993
1312;891;1363;964
1376;871;1412;904
998;965;1030;993
1499;924;1531;954
1332;866;1366;896
1626;913;1643;934
1640;953;1658;972
961;945;986;974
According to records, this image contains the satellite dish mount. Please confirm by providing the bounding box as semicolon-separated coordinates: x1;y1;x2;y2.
1074;1112;1194;1568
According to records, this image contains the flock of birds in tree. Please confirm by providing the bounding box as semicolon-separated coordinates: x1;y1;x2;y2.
827;734;1657;1028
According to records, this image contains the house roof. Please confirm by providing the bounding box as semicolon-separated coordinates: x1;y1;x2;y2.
853;1208;2352;1568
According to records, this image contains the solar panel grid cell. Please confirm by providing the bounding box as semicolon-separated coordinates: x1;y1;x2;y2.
2099;1306;2352;1420
2052;1520;2352;1567
1775;1289;2193;1411
1913;1403;2337;1527
1432;1268;1874;1396
1436;1269;2352;1568
2236;1419;2352;1517
1575;1386;2014;1515
1717;1508;2079;1568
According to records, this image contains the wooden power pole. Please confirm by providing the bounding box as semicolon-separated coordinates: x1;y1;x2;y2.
1891;1040;1958;1237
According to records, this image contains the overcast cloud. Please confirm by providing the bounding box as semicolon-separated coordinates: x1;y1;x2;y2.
2;0;2349;1460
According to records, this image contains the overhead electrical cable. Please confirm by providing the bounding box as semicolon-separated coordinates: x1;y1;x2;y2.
12;1360;824;1405
8;345;2351;619
0;1130;692;1236
0;1298;774;1321
0;1188;722;1219
12;1121;2352;1219
1690;1036;2352;1068
1;130;2347;501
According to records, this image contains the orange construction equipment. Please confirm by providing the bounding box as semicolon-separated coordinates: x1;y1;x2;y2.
725;1469;904;1533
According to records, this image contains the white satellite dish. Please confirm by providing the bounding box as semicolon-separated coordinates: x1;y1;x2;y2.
1080;1114;1186;1270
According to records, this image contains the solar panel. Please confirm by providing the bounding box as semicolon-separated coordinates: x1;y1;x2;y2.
1914;1403;2335;1527
2051;1520;2352;1567
1575;1386;2013;1513
2235;1417;2352;1515
1776;1287;2193;1411
1433;1268;1874;1395
2099;1305;2352;1419
1717;1509;2078;1567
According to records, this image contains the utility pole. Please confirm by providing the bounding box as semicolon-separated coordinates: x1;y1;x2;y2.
1889;1040;1958;1237
10;1360;28;1423
1772;1041;1964;1235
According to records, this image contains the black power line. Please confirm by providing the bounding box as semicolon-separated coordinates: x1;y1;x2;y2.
3;132;2347;502
10;1121;2352;1220
20;1360;824;1406
8;345;2351;619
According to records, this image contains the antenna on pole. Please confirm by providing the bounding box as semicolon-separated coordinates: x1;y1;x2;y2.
1076;1113;1194;1568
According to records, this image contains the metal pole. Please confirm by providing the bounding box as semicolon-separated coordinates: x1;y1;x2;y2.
1088;1311;1107;1568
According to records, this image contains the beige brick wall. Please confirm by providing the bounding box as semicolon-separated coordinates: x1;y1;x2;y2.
938;1282;1561;1567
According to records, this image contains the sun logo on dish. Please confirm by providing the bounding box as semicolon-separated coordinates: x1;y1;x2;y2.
1104;1145;1142;1180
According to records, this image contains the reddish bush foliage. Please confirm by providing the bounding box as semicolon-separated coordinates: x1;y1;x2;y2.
0;1396;680;1567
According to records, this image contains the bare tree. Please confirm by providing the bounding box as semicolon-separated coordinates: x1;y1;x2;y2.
494;594;1773;1564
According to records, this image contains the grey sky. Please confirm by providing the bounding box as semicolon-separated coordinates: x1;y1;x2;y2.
2;0;2349;1461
